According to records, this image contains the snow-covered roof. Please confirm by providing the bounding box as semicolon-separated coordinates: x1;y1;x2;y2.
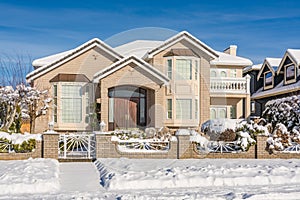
287;49;300;65
252;80;300;99
256;57;281;81
32;50;73;68
276;49;300;75
243;63;263;73
211;51;253;66
114;40;164;58
93;55;169;85
27;38;123;82
265;57;281;71
144;31;219;59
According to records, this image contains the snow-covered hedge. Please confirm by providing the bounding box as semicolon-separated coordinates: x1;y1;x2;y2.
0;132;41;153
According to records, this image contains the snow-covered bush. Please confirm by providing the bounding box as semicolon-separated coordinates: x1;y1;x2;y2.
263;95;300;131
0;132;41;153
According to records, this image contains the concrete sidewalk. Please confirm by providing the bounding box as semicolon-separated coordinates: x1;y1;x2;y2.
59;162;101;192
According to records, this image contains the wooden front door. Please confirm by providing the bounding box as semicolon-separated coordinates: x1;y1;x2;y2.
114;98;138;129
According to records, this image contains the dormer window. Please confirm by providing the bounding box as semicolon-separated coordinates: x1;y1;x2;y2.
285;63;296;84
264;71;273;90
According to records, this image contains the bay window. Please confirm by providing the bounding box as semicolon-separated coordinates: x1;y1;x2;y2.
61;85;82;123
176;59;192;80
176;99;192;119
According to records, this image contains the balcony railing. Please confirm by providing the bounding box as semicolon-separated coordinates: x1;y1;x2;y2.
210;76;250;94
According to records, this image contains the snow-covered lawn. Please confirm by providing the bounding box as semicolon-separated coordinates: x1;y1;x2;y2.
2;158;300;199
96;158;300;190
0;158;59;195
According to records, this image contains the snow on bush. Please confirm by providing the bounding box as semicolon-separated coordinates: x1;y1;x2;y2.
0;158;59;194
0;132;41;153
262;95;300;153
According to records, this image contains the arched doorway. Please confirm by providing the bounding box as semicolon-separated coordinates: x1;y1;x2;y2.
108;86;147;130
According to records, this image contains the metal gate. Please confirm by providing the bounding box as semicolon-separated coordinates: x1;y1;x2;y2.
58;133;96;159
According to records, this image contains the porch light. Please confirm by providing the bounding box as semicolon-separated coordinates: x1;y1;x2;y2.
99;121;106;132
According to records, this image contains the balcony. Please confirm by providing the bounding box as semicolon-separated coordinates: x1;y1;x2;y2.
210;75;250;95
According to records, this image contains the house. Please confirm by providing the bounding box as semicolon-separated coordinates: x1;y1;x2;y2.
26;31;252;133
245;49;300;117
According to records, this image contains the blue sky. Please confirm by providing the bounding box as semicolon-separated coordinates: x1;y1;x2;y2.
1;0;300;64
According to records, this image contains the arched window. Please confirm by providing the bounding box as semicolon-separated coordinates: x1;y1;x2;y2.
220;71;227;77
210;70;217;77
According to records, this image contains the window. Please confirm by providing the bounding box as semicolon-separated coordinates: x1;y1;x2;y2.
85;85;90;123
264;71;273;88
195;60;199;80
230;69;237;78
167;59;172;79
210;109;216;119
195;99;198;119
176;99;192;119
53;85;57;123
176;59;192;80
109;98;114;123
251;101;255;113
230;106;236;119
220;71;227;77
285;64;296;82
167;99;172;119
61;85;82;123
210;70;217;77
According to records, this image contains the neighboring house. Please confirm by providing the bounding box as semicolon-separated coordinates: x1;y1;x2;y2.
245;49;300;117
26;31;252;133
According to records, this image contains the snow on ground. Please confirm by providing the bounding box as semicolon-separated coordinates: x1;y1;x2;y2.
95;158;300;190
1;158;300;199
0;132;42;144
0;158;59;195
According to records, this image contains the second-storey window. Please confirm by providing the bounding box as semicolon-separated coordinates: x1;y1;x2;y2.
176;59;192;80
285;64;296;82
61;85;82;123
264;71;273;88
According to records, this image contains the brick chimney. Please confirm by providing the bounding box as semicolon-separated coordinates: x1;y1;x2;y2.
223;45;237;56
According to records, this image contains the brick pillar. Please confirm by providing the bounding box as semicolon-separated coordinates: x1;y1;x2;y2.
43;132;59;159
95;133;119;158
256;135;269;159
176;134;192;159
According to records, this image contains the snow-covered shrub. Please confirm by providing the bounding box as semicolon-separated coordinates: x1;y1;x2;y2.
0;132;40;153
263;95;300;131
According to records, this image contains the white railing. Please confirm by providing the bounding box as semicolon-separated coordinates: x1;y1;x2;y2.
58;133;96;159
112;137;170;153
196;141;242;154
210;76;250;94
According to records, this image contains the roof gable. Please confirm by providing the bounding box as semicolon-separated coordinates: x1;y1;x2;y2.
277;49;300;75
257;58;281;81
93;55;169;85
144;31;219;59
26;38;123;83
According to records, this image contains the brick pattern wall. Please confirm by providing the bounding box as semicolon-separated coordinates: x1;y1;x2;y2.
43;133;59;159
256;135;300;159
95;134;177;159
0;141;42;160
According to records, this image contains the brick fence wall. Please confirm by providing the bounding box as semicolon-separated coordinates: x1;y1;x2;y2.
42;133;59;159
256;135;300;159
95;134;177;159
0;141;42;160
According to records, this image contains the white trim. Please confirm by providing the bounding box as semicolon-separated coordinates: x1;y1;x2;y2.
284;63;297;85
257;59;276;81
263;71;274;90
93;56;169;85
277;53;297;76
144;31;218;59
26;39;123;83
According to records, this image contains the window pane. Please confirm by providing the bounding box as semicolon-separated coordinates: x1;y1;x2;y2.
230;106;236;119
109;98;114;123
220;71;227;77
210;70;217;77
265;72;273;86
167;59;172;79
210;109;216;119
195;60;198;80
286;64;295;81
140;98;146;124
176;99;192;119
176;59;192;80
61;85;82;123
195;99;198;119
167;99;172;119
